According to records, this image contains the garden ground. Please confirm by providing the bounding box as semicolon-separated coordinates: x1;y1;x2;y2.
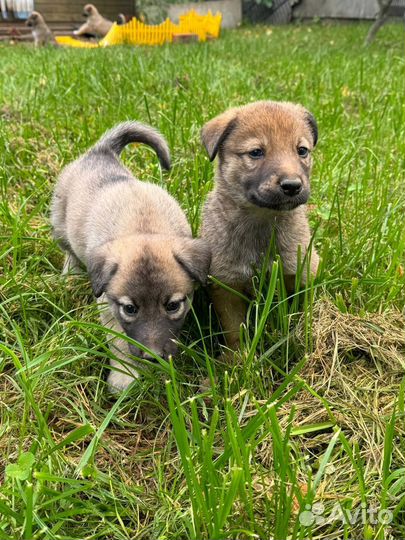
0;22;404;539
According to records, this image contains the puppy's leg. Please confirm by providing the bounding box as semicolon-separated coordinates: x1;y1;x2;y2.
108;343;139;394
211;284;247;352
283;274;297;295
73;22;90;36
282;249;319;293
97;296;139;393
276;210;319;293
62;252;81;275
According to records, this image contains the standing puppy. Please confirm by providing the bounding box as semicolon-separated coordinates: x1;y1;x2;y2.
73;4;113;38
201;101;319;351
25;11;56;46
51;122;211;391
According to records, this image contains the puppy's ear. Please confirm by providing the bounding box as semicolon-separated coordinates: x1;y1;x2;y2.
201;110;237;161
84;4;95;15
88;253;118;298
306;111;318;147
174;238;211;286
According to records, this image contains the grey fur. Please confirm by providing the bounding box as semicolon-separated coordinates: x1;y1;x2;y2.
51;121;210;391
94;121;171;170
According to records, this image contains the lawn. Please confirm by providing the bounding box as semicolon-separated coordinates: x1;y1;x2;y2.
0;21;404;540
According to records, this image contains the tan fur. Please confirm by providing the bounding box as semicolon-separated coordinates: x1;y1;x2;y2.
25;11;56;47
74;4;113;38
201;100;319;351
51;121;210;391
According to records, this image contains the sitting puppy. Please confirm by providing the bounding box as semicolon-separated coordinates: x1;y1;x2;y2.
201;101;319;351
73;4;113;38
51;122;211;391
117;13;126;25
25;11;56;46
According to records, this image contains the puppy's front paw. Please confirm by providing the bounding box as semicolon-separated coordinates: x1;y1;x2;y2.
107;370;139;394
73;30;79;35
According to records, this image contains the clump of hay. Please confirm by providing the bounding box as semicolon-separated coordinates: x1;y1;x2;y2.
289;298;405;446
296;297;405;372
261;298;405;517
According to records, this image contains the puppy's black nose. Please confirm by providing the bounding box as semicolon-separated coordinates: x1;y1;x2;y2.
280;178;302;196
139;350;160;362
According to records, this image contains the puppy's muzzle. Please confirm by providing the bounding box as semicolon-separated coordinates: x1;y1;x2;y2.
247;173;309;210
129;340;178;362
129;344;160;361
280;177;302;197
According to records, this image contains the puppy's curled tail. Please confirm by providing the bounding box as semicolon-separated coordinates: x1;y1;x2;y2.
94;121;171;170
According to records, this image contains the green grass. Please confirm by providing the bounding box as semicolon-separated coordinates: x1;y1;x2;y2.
0;21;405;539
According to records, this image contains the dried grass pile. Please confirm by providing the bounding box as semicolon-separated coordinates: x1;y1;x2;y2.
271;298;405;509
298;298;405;372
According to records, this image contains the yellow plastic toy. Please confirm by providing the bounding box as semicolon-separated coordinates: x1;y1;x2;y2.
55;10;222;48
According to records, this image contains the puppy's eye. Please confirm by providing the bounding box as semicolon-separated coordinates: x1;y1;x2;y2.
248;148;264;159
166;300;182;313
297;146;309;158
122;304;138;316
